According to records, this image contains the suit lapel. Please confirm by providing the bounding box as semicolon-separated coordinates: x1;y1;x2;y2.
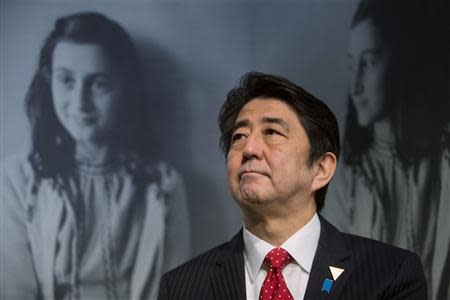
304;216;352;300
210;230;246;300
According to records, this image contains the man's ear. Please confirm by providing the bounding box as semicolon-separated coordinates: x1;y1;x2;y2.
311;152;337;192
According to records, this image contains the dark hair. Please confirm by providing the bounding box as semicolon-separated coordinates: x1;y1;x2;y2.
218;72;340;211
344;0;449;165
25;12;157;187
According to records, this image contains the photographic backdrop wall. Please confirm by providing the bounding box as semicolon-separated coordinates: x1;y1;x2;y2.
2;0;353;254
1;0;448;299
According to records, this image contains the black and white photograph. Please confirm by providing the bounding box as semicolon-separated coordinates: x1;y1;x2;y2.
1;0;448;299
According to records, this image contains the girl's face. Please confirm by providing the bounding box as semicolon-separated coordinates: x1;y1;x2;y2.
348;19;388;127
51;41;122;146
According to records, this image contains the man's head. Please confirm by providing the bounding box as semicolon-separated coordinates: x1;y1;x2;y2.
219;72;340;212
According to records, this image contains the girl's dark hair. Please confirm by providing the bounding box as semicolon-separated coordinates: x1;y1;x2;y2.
344;0;449;165
26;12;158;186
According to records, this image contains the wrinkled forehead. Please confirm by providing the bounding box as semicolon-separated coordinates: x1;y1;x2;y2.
235;98;303;129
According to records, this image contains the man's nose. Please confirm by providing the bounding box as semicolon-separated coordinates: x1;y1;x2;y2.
242;133;264;161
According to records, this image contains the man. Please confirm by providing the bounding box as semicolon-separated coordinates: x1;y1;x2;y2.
158;73;427;300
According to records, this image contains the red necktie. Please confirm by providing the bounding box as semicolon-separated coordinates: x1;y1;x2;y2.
259;247;294;300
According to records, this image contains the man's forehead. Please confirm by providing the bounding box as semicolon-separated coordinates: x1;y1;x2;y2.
235;98;299;125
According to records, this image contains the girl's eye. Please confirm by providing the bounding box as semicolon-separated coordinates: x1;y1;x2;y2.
91;78;112;93
362;52;381;70
56;74;75;88
367;55;379;68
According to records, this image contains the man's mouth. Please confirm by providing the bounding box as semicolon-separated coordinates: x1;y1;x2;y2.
239;169;269;180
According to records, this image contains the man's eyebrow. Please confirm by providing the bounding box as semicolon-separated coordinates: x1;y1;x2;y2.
232;119;250;132
232;117;289;132
261;117;289;131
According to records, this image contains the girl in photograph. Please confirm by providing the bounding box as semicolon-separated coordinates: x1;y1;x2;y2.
1;12;191;299
322;0;449;298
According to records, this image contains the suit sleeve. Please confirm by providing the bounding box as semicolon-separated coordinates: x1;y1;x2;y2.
384;252;428;300
157;273;170;300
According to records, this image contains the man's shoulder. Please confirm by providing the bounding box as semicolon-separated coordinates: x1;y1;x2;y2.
344;234;426;298
162;230;243;281
164;240;229;278
322;215;421;265
342;231;421;264
158;232;244;299
317;216;427;299
321;215;412;254
320;215;424;280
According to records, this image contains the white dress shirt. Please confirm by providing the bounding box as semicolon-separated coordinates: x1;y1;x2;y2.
243;213;321;300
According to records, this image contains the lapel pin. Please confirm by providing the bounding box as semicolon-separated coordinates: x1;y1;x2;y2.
321;278;333;294
329;266;344;280
321;266;344;294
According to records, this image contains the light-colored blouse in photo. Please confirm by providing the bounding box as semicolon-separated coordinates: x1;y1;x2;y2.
322;138;450;300
1;155;191;300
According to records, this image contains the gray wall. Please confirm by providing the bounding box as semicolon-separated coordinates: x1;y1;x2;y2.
1;0;355;256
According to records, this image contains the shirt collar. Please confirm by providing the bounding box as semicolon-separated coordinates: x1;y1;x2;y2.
243;213;321;283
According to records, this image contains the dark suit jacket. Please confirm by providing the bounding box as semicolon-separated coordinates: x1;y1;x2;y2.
158;215;427;300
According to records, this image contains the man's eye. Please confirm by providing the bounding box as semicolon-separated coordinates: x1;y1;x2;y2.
232;133;246;143
266;128;279;135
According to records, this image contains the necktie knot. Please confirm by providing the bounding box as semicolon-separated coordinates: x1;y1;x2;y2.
264;247;292;269
259;247;294;300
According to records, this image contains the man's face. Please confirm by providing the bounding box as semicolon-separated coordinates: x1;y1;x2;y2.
227;98;317;214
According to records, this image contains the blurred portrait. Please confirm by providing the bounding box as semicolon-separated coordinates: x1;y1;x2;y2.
1;11;191;299
322;0;450;298
1;1;448;299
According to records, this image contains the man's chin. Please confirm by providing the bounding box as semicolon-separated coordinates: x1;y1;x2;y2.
229;182;272;206
235;187;271;206
240;184;260;199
